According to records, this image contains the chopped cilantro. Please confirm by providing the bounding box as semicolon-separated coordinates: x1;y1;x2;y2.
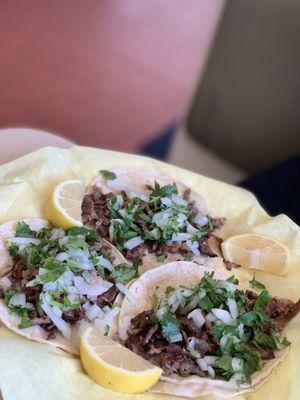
226;275;239;285
9;305;31;329
179;371;191;377
24;245;46;267
160;312;181;343
156;254;166;262
249;275;266;290
254;332;276;349
99;170;116;180
183;253;193;261
109;262;138;283
213;355;233;379
8;243;19;257
66;226;97;240
151;182;178;199
3;290;17;306
15;221;36;238
254;289;271;311
165;286;175;294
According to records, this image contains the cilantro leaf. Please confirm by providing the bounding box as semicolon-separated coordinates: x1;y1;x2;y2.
24;245;46;267
254;289;271;311
66;227;97;240
152;293;159;309
160;312;181;343
8;243;19;257
109;263;138;283
151;182;178;199
213;355;233;379
15;222;36;238
156;254;166;262
3;290;17;306
9;305;32;329
249;275;266;290
254;332;276;349
99;170;116;180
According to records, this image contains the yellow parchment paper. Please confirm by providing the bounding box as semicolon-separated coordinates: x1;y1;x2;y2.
0;146;299;400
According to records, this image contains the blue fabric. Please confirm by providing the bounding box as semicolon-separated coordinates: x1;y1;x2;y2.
239;156;300;225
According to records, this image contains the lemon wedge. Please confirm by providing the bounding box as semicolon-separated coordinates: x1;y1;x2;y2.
221;233;291;275
80;327;162;393
46;179;84;230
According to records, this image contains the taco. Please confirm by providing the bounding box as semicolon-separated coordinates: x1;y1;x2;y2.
118;261;300;398
82;167;225;273
0;218;139;354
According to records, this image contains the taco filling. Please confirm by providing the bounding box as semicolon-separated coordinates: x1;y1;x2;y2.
82;171;225;264
0;222;138;340
125;272;300;386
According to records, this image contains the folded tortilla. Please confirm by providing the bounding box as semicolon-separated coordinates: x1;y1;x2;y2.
0;218;126;355
118;261;288;398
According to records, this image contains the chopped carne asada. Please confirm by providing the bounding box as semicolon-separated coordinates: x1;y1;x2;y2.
82;174;225;263
0;222;138;340
125;272;299;386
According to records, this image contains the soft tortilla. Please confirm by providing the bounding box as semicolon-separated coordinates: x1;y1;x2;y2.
118;261;289;398
89;167;224;272
0;218;127;355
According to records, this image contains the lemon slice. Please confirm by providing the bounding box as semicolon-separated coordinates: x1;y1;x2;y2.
221;233;291;275
80;327;162;393
46;179;84;230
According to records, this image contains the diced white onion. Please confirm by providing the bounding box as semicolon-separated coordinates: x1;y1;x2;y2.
0;276;12;289
188;337;197;349
220;334;240;349
207;365;215;378
237;323;244;339
171;233;192;242
227;298;238;320
212;309;235;325
49;229;65;241
40;296;71;339
188;309;205;329
169;333;182;343
194;215;209;227
86;303;102;321
167;292;181;313
186;223;197;235
205;312;217;323
171;194;188;206
58;270;74;286
9;237;40;246
52;305;62;317
204;356;218;365
43;281;58;291
161;197;172;207
232;357;243;372
55;252;69;262
186;240;201;257
123;236;144;250
58;236;69;246
181;289;193;297
197;358;208;371
216;280;236;293
9;293;26;307
82;271;92;282
228;373;243;388
116;283;137;303
74;276;113;297
25;302;35;310
152;210;172;228
83;302;91;312
149;228;159;239
96;255;114;271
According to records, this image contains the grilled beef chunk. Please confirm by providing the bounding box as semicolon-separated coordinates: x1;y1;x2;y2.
62;308;84;324
266;297;300;328
123;244;145;263
125;310;218;376
211;217;226;230
199;236;222;257
97;284;118;307
47;326;59;340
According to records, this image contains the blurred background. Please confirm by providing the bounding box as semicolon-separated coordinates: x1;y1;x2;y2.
0;0;223;152
0;0;299;222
